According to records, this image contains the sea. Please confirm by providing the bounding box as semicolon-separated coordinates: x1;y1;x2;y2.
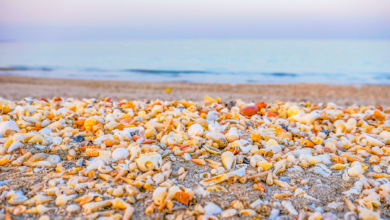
0;39;389;84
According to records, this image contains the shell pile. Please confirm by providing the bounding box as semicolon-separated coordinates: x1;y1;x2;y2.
1;96;390;219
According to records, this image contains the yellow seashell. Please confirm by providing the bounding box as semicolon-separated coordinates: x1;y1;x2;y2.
331;163;349;170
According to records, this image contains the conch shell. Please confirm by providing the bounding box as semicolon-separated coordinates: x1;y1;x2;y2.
225;127;239;142
221;151;236;170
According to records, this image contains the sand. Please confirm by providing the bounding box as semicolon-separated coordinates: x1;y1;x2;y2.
1;75;390;106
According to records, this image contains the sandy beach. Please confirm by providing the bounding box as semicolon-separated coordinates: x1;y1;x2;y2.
1;75;390;106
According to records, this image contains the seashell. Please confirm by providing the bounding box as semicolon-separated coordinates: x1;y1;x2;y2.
199;167;245;186
135;156;154;172
191;158;206;166
221;208;237;217
161;161;172;172
240;209;257;216
203;145;221;154
188;124;204;137
221;151;236;170
204;202;222;215
197;215;219;220
112;148;129;160
347;164;364;177
264;145;282;157
365;135;384;147
369;155;380;164
13;205;26;215
0;155;11;165
24;195;53;206
55;194;77;206
205;159;222;169
26;205;56;214
206;185;228;193
274;193;294;199
66;204;81;213
240;106;259;116
253;182;266;192
273;159;287;175
331;163;349;170
152;187;167;205
382;147;390;156
8;140;24;153
8;194;28;205
225;127;239;142
82;200;112;214
98;164;113;173
0;121;20;136
174;191;190;205
281;200;298;216
373;165;382;173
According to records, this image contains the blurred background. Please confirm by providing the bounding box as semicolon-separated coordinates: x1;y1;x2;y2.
0;0;389;85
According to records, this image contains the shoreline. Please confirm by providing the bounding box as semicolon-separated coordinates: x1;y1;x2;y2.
1;75;390;106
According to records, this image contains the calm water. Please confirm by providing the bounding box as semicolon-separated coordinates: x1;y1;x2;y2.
0;39;389;84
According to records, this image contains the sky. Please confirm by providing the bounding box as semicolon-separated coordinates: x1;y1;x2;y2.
0;0;389;41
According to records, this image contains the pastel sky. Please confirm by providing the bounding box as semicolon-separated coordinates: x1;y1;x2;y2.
0;0;389;41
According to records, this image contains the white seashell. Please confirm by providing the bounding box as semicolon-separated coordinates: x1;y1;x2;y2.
250;155;265;168
221;151;236;170
221;208;237;217
135;156;154;172
265;139;279;147
7;140;24;153
47;155;61;165
183;153;192;161
66;204;81;213
86;159;105;171
112;148;129;160
8;194;28;205
82;200;112;214
161;161;172;172
249;199;263;209
225;127;239;142
166;186;182;200
98;164;113;173
373;165;382;173
188;124;204;137
55;194;77;206
347;165;364;177
152;187;167;205
365;135;384;147
204;202;222;215
0;121;20;136
380;131;390;140
150;154;163;170
281;200;298;216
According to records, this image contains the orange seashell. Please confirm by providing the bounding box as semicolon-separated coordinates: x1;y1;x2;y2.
253;183;266;192
132;135;144;142
191;159;206;166
376;105;383;111
141;140;156;144
225;145;240;155
53;97;62;102
39;98;48;102
273;193;294;199
81;145;98;150
369;155;380;164
120;118;134;126
332;155;346;164
75;119;86;126
104;139;118;147
174;192;189;205
255;102;267;109
266;111;278;117
232;200;244;209
86;148;99;157
240;106;259;116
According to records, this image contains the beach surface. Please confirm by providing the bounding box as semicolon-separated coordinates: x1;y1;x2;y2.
1;75;390;106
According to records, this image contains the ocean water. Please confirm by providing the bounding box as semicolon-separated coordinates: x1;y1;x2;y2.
0;39;389;84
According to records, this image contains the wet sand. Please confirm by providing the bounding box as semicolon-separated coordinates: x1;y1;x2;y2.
1;75;390;106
